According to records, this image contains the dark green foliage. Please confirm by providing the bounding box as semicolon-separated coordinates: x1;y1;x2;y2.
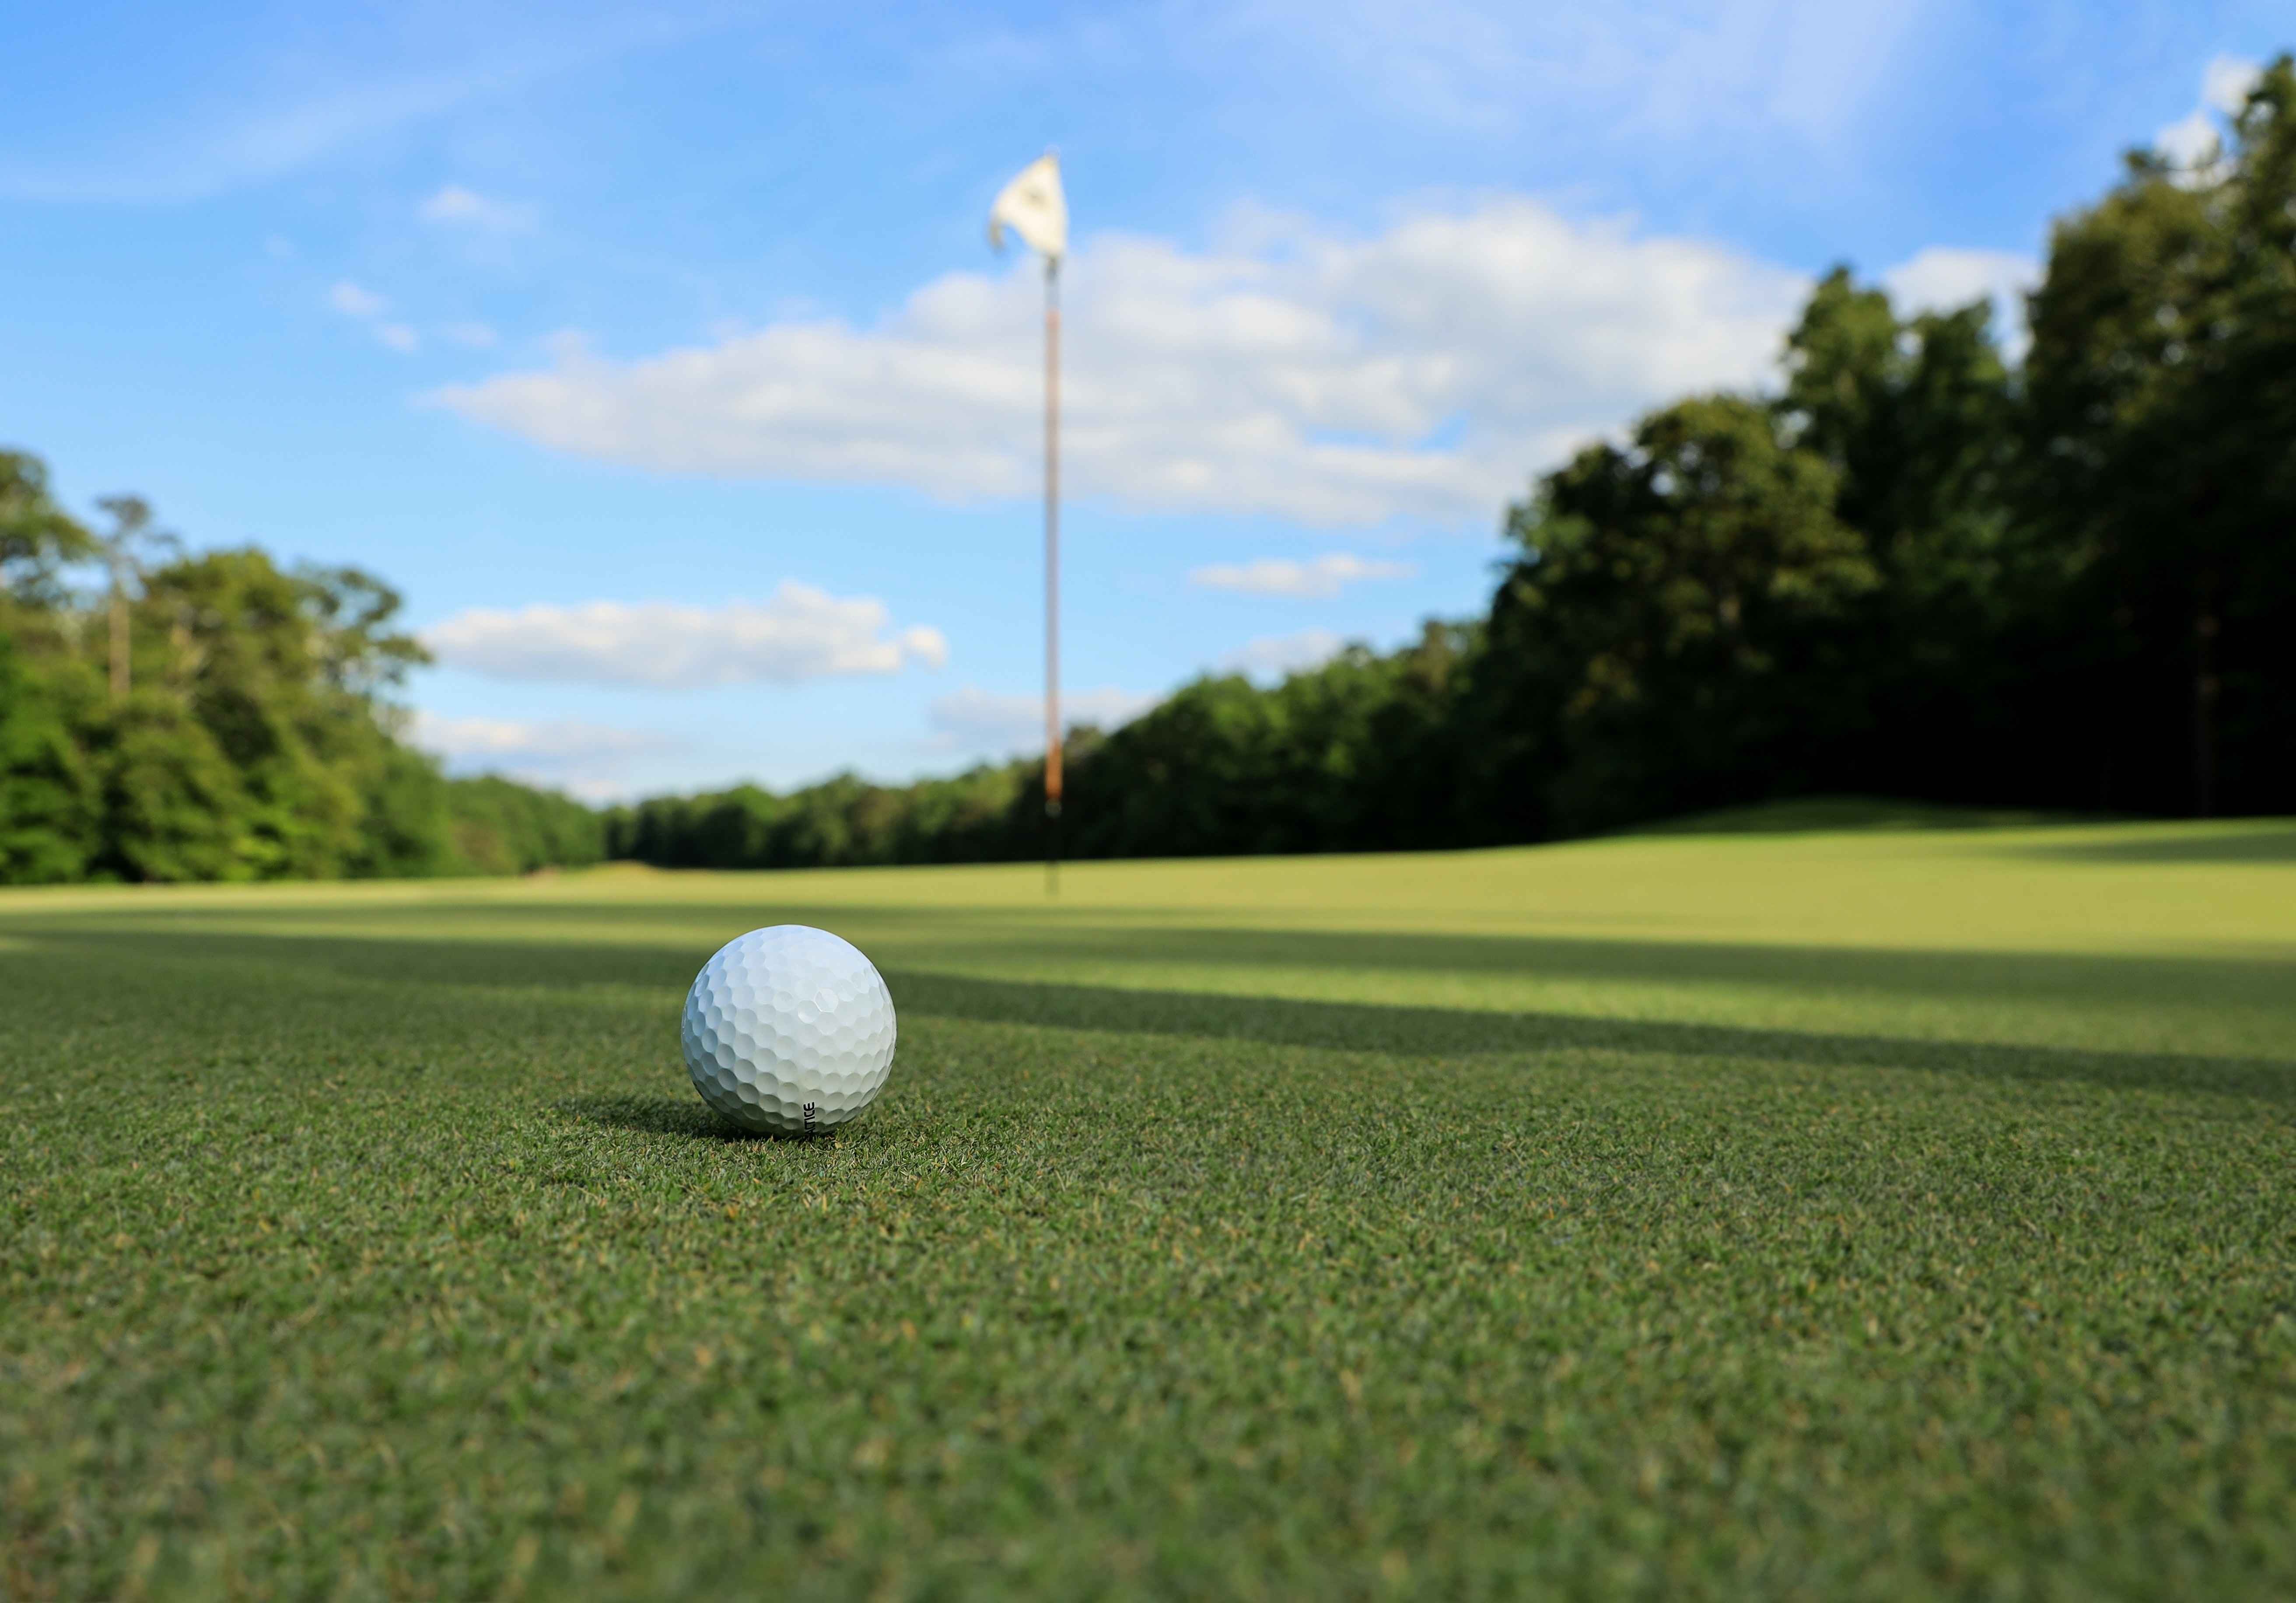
2020;56;2296;816
1066;623;1480;857
606;764;1033;870
610;626;1484;871
1476;395;1874;835
92;691;260;882
445;775;607;875
0;493;597;883
0;448;97;607
0;636;96;883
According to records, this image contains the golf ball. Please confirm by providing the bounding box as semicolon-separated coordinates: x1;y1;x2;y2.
681;925;897;1134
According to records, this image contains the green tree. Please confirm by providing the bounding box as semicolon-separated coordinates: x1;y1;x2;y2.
1478;394;1875;833
0;452;95;606
1773;267;2029;803
0;636;97;883
1781;268;2015;585
130;550;436;877
2022;55;2296;814
94;692;259;882
91;495;179;702
441;775;606;875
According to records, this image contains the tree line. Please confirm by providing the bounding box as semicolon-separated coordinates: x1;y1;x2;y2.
4;61;2291;884
613;61;2296;868
0;467;600;883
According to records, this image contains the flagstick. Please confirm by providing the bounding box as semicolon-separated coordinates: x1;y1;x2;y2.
1043;253;1063;897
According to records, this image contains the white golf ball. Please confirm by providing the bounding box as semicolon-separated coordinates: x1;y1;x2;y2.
680;925;897;1134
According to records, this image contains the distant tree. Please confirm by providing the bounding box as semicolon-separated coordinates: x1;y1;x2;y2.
1781;268;2016;585
1478;394;1876;833
441;775;605;875
0;637;97;883
1773;267;2030;804
90;495;180;702
0;450;95;605
2022;55;2296;814
93;692;258;882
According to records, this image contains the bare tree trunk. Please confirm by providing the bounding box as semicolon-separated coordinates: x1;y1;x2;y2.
108;564;130;701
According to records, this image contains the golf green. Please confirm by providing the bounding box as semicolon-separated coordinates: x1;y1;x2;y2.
5;816;2294;1598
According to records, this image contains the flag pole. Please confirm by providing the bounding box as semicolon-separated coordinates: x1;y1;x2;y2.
1043;252;1062;896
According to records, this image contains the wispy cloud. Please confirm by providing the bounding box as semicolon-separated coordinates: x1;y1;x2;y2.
433;196;1808;527
0;14;709;204
927;685;1159;754
423;584;949;689
442;322;500;350
1209;0;1925;154
328;280;421;353
1190;553;1416;599
420;184;538;232
410;712;676;802
1218;629;1348;681
328;280;388;318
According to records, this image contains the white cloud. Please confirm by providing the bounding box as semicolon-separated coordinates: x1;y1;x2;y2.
410;712;675;802
443;321;500;349
329;280;387;318
1882;246;2040;353
2203;55;2264;115
1218;628;1348;681
420;184;538;231
1190;552;1416;598
2154;110;2220;171
431;197;1809;527
1882;247;2038;318
423;583;949;689
376;323;420;353
2156;55;2262;175
927;685;1160;754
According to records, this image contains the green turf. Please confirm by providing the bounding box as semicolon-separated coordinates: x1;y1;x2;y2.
5;819;2295;1600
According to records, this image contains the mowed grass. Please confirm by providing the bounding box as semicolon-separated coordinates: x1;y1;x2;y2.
4;816;2295;1600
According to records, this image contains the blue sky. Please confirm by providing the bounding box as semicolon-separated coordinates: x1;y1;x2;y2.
2;1;2285;800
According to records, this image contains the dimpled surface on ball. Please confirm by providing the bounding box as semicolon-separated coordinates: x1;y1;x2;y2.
681;925;898;1134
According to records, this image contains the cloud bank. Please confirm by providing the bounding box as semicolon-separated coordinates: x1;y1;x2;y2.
432;198;1810;526
423;584;949;689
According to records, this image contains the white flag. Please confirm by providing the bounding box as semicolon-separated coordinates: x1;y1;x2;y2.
987;153;1067;261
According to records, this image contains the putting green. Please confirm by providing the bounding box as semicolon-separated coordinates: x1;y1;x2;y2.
4;816;2293;1597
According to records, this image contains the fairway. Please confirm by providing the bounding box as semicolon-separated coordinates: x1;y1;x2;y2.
5;818;2296;1599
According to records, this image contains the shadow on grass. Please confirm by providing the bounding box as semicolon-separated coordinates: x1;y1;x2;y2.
1620;795;2104;836
2007;824;2296;864
558;1092;760;1141
881;970;2296;1106
32;909;2296;1012
556;1093;876;1146
11;927;2294;1107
